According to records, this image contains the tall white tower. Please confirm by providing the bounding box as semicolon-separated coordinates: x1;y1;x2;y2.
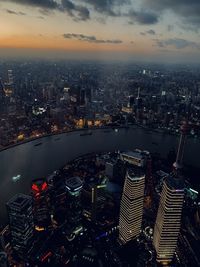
153;176;184;265
153;121;187;265
119;169;145;244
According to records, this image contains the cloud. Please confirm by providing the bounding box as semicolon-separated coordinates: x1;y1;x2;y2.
82;0;130;16
155;38;200;49
6;8;47;19
37;16;45;19
146;29;156;35
1;0;90;21
6;9;26;15
128;9;159;25
63;33;123;44
167;25;174;32
61;0;90;21
2;0;128;20
143;0;200;28
2;0;59;9
141;29;156;35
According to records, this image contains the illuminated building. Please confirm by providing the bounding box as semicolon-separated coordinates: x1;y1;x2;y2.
144;156;154;208
65;177;83;234
3;70;14;97
153;176;185;265
7;70;14;85
7;194;34;259
31;178;50;229
119;169;145;244
91;184;107;222
120;150;148;168
153;122;187;265
128;95;134;108
135;87;143;121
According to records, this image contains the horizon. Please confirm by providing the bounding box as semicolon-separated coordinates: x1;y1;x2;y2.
0;0;200;63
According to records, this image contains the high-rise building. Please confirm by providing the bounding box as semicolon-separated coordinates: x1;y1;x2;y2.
65;177;83;234
7;70;14;85
119;169;145;244
4;70;14;96
0;79;5;100
7;194;34;259
51;174;67;224
127;95;134;108
31;178;50;230
91;184;107;222
153;176;184;265
153;121;187;265
144;156;154;208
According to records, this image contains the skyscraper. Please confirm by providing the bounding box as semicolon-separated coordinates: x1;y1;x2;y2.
153;176;184;265
0;79;5;99
119;169;145;244
65;177;83;235
7;194;34;259
144;156;154;208
7;70;14;85
91;184;107;222
153;121;187;265
52;174;67;224
31;178;50;230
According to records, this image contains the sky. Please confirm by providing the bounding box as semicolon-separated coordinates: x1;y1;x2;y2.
0;0;200;62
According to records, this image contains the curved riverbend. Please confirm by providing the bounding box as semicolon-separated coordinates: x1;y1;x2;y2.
0;126;199;223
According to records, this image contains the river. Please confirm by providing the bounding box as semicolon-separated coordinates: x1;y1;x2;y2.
0;126;199;223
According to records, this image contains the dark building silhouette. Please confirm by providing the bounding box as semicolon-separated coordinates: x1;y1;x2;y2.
31;178;50;230
7;194;34;259
65;177;83;235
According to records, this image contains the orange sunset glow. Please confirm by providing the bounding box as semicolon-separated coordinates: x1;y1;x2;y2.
0;0;199;62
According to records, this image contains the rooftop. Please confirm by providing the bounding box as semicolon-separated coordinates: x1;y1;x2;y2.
121;151;144;159
7;193;32;209
127;168;145;181
65;176;83;191
166;175;185;191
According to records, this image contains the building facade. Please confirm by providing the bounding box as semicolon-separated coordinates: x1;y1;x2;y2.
153;176;184;265
7;194;34;259
31;178;50;230
65;177;83;235
119;169;145;244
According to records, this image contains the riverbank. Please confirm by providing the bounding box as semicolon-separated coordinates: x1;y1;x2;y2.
1;123;197;153
0;126;199;224
0;126;126;152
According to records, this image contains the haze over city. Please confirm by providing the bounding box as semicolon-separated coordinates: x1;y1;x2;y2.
1;1;200;267
0;0;200;62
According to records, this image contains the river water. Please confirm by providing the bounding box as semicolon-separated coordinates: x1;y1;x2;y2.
0;126;199;223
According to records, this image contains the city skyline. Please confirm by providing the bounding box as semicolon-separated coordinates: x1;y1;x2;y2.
0;0;200;62
0;58;200;265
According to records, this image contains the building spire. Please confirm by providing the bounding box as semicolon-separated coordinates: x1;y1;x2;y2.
137;87;140;98
173;120;189;174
